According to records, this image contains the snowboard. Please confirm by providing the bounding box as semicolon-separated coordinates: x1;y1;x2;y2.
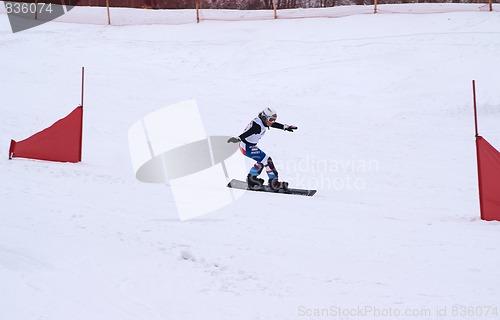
227;179;316;197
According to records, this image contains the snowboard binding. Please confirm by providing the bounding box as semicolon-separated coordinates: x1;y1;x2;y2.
268;178;289;192
247;174;265;190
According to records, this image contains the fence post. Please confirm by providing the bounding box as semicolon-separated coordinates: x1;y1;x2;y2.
273;0;277;19
374;0;378;14
196;0;200;23
106;0;111;25
489;0;493;12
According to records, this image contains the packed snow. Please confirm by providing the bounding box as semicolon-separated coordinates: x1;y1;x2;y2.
1;3;500;320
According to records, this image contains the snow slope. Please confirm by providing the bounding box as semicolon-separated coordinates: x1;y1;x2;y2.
1;4;500;320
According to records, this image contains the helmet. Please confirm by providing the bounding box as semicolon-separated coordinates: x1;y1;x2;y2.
260;107;277;122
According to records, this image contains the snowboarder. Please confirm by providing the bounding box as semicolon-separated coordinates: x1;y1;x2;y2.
227;107;297;191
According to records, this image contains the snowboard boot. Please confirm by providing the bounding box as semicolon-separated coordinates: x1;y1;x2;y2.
247;174;265;190
268;178;289;191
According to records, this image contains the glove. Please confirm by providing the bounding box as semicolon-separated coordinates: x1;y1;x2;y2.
227;137;241;143
283;124;298;132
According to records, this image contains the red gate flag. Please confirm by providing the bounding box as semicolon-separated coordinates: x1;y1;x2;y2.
9;106;83;163
476;136;500;221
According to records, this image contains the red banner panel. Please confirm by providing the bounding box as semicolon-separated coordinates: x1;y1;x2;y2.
476;136;500;221
9;106;83;163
